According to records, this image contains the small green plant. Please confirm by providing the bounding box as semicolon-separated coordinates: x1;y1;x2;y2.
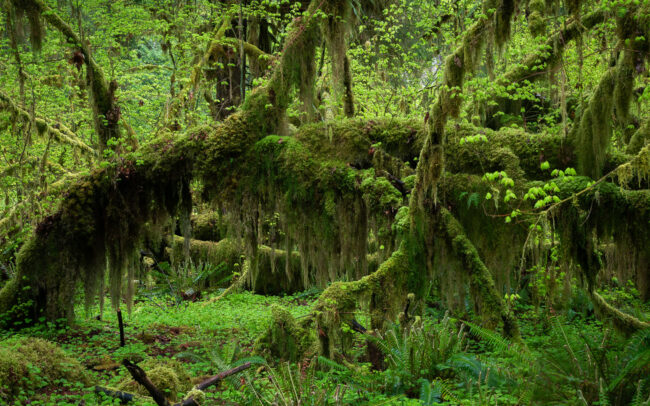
369;314;468;396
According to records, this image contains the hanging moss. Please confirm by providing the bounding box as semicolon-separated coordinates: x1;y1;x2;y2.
552;174;650;305
574;3;647;179
255;245;305;294
211;125;410;294
11;0;44;52
614;51;637;123
0;102;277;326
442;53;465;119
0;0;329;325
167;235;306;294
343;56;355;117
321;0;354;116
438;208;521;339
494;0;516;47
528;0;545;36
484;9;607;129
574;69;616;179
566;0;581;15
166;236;240;274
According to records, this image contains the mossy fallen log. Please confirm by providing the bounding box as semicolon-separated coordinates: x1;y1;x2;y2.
166;236;305;295
590;291;650;335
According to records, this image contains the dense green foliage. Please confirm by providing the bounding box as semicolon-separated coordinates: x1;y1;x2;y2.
0;0;649;404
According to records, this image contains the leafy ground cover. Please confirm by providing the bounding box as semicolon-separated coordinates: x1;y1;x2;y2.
1;281;648;405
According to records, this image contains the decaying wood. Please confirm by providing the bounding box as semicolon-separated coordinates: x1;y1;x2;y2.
121;359;252;406
117;309;125;347
122;360;171;406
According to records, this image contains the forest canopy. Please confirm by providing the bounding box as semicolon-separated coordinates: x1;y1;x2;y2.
0;0;649;404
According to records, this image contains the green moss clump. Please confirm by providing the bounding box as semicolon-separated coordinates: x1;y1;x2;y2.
148;366;180;400
360;170;403;212
255;304;316;362
120;359;191;402
392;206;410;236
0;337;91;401
184;388;206;404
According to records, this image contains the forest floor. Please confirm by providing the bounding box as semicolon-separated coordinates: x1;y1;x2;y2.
0;284;648;405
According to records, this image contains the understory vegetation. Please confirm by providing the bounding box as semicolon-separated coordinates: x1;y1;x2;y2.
0;0;649;404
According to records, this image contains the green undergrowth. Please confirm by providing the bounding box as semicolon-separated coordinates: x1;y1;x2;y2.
0;291;315;405
0;285;648;405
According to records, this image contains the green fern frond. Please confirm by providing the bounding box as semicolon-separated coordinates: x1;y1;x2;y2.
630;379;646;406
607;329;650;393
317;356;349;371
233;356;267;367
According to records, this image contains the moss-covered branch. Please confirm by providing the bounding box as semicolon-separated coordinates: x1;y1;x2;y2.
406;0;521;338
499;10;606;86
313;246;411;359
627;117;650;155
0;0;323;326
590;291;650;335
168;14;271;127
0;91;96;157
438;207;521;339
